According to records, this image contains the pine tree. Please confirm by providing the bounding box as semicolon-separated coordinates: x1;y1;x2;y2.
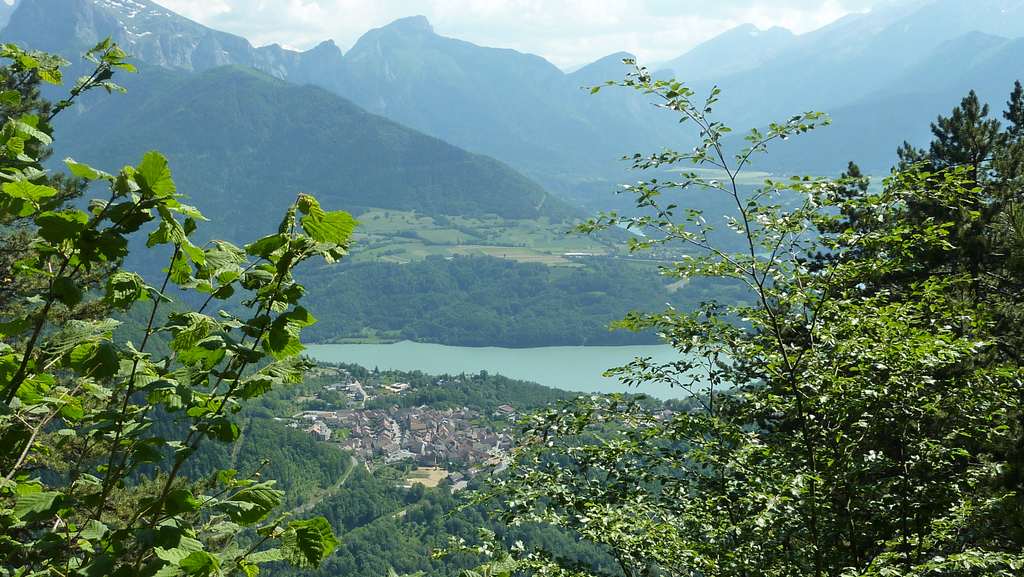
928;90;1002;177
1005;80;1024;139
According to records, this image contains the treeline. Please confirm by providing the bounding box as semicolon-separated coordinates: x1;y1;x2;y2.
300;256;748;346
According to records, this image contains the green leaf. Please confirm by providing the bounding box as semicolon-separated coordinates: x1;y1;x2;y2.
6;135;24;157
246;549;284;564
301;210;356;246
265;319;303;360
205;418;240;442
43;319;120;358
15;373;54;404
282;517;338;568
35;209;89;243
13;116;52;145
79;519;108;541
217;481;284;524
178;551;220;576
137;151;176;196
0;89;20;106
105;271;148;309
52;276;83;307
65;158;112;180
13;489;63;522
164;489;202;516
245;234;288;258
70;342;119;379
2;180;57;202
168;313;217;353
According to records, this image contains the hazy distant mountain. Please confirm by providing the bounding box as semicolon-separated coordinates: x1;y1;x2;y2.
3;1;674;196
767;30;1024;174
684;0;1024;129
8;0;1024;187
648;0;1024;174
0;0;18;29
54;65;573;244
657;24;796;81
337;17;676;183
1;0;343;87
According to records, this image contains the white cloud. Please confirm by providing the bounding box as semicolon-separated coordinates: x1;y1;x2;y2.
150;0;906;68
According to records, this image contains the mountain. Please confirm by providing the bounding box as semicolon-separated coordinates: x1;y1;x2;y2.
645;0;1024;174
1;0;344;87
753;30;1024;174
0;0;18;29
10;0;1024;189
657;24;795;82
337;17;675;183
3;0;674;197
54;64;573;243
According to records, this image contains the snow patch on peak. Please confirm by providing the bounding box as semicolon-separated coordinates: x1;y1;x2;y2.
92;0;170;19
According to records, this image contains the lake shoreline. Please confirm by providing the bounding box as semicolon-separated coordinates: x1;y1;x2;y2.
304;341;699;399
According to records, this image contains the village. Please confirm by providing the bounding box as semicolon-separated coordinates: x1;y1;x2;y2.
286;367;517;490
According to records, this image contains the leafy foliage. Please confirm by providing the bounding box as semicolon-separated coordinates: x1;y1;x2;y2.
475;62;1024;577
1;41;348;576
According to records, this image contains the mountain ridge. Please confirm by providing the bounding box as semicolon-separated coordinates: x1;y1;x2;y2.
53;63;575;242
9;0;1024;188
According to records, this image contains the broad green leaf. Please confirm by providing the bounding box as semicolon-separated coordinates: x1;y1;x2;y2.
245;234;288;258
13;489;63;522
137;150;176;196
281;517;338;568
300;210;356;246
178;551;220;577
164;489;202;516
2;180;57;202
217;481;284;524
35;209;89;243
43;319;120;358
105;271;148;309
0;89;20;106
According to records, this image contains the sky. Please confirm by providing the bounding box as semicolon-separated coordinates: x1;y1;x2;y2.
149;0;903;69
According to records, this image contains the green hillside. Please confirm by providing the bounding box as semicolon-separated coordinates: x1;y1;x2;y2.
55;64;575;245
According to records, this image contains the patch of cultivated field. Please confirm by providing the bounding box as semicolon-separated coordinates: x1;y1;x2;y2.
350;209;613;265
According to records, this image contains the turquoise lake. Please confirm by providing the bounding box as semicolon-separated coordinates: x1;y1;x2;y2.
304;341;701;399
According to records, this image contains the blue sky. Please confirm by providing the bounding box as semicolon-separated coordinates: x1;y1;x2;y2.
155;0;911;68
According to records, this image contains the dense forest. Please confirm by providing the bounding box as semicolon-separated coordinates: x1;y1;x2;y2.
300;257;748;346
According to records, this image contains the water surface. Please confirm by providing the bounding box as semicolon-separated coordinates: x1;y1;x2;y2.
305;341;699;399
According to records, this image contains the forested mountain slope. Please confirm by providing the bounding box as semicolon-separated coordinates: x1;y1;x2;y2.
53;64;573;244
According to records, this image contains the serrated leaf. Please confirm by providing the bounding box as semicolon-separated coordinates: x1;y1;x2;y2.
105;271;147;309
245;234;288;258
300;210;356;247
13;490;63;522
217;481;284;524
178;551;220;576
3;180;57;202
137;151;176;197
281;517;338;568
